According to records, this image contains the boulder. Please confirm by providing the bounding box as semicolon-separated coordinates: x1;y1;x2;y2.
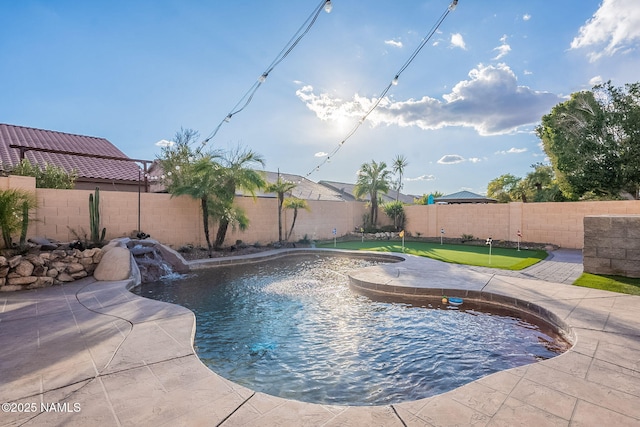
15;261;35;277
8;276;38;286
66;263;85;274
28;237;58;251
93;247;131;281
8;256;22;269
56;273;74;282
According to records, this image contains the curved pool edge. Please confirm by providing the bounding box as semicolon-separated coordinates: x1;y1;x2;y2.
347;256;576;346
3;249;638;425
147;249;640;424
185;246;406;270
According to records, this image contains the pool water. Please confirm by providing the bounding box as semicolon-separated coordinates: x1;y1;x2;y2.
133;254;569;406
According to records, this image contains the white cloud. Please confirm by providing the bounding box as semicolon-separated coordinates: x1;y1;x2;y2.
570;0;640;61
406;174;436;182
522;14;531;21
296;63;563;136
384;39;403;48
495;147;527;155
492;35;511;60
438;154;465;164
589;75;604;86
450;33;466;50
467;157;482;163
314;151;328;157
155;139;174;147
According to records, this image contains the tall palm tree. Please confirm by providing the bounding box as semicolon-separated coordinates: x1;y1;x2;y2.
392;154;408;203
158;129;222;255
213;146;266;249
283;197;309;241
266;173;297;243
354;160;392;227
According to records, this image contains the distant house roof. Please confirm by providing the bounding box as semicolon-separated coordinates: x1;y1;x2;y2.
0;124;141;185
318;180;416;204
435;190;497;204
147;166;347;202
257;172;345;201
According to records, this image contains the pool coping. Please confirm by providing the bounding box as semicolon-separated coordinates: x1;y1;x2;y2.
1;248;639;426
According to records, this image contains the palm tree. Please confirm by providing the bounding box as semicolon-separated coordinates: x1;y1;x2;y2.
158;129;221;255
166;153;222;255
392;154;409;203
266;173;297;243
212;146;266;249
354;160;392;227
283;197;309;241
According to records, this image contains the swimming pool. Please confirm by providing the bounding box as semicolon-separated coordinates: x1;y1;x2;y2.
133;253;569;406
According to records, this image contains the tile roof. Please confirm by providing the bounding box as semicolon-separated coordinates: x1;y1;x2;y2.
0;124;141;182
318;180;416;204
252;171;345;202
435;190;497;203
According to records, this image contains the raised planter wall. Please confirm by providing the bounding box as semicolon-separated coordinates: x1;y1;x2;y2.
583;215;640;278
0;248;104;292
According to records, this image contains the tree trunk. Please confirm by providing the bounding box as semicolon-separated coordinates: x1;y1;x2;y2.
277;194;283;243
286;208;299;241
214;219;229;250
201;197;213;257
371;194;378;226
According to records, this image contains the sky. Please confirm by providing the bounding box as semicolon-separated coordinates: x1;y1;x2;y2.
2;0;639;196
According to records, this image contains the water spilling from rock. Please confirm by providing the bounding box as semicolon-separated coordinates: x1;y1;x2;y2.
127;240;189;283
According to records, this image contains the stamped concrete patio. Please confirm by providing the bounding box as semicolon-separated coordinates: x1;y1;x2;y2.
1;249;639;426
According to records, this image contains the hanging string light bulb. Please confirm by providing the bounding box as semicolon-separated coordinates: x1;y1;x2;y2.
305;0;460;178
324;0;333;13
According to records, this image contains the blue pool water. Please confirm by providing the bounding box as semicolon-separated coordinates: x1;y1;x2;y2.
133;254;568;406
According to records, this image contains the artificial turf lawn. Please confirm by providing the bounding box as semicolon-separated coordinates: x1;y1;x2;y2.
573;273;640;295
317;240;547;270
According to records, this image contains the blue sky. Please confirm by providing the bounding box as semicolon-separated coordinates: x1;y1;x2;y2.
2;0;639;196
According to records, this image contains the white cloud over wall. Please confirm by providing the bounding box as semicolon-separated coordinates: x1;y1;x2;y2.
406;174;436;182
295;63;563;136
450;33;466;50
438;155;465;164
384;39;403;48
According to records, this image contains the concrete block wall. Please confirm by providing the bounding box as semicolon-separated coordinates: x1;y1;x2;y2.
583;215;640;278
2;176;640;250
404;200;640;249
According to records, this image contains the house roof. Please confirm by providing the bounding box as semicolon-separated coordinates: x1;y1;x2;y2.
435;190;497;204
248;171;346;201
0;124;141;182
147;165;347;202
318;180;416;204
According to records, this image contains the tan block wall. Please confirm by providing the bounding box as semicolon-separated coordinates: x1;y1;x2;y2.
224;199;368;245
0;175;36;191
3;176;640;250
404;200;640;249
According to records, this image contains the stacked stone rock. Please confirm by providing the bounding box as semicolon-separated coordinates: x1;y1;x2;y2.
0;248;103;291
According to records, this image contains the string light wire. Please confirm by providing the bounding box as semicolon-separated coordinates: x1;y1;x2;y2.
199;0;332;149
305;0;459;177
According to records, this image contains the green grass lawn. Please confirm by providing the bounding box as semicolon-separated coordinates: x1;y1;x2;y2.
574;273;640;295
317;240;547;270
